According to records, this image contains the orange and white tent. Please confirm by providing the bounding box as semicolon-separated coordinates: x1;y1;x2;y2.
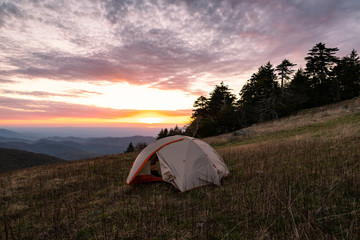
126;135;229;192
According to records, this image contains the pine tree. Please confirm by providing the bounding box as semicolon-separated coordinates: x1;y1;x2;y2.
276;59;297;90
168;125;183;136
207;82;237;115
287;68;312;110
187;82;238;137
125;142;135;153
135;142;147;151
333;49;360;100
156;128;169;140
239;62;280;123
305;42;339;105
192;96;209;119
305;42;339;84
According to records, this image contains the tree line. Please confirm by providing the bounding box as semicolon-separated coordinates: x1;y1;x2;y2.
158;42;360;139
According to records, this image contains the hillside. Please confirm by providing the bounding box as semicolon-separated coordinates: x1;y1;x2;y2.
1;98;360;239
0;148;65;173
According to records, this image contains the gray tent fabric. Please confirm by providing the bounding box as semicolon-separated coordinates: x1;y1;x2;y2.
126;135;229;192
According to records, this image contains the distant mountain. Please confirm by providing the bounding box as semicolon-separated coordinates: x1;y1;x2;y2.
0;136;32;143
0;128;34;141
0;131;155;160
44;136;89;143
0;129;22;138
84;136;155;155
0;148;65;173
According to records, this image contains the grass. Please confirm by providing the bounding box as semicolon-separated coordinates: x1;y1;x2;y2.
223;112;360;147
1;98;360;239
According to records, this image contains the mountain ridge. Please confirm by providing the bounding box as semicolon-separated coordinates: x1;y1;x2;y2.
0;133;155;160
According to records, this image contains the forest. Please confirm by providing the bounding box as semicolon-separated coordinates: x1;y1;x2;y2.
158;42;360;138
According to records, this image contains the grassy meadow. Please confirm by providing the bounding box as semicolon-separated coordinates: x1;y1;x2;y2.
1;98;360;239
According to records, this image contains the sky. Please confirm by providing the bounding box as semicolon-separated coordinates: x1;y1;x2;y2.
1;0;360;132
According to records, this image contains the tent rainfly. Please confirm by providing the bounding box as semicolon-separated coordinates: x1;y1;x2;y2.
126;135;230;192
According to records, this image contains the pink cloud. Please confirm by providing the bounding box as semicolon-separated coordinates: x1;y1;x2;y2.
0;96;191;121
0;0;359;110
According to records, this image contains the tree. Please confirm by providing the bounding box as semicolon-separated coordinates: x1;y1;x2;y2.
333;49;360;100
207;82;237;115
157;126;185;140
125;142;135;153
156;128;169;140
305;42;339;84
305;42;339;105
239;62;280;123
168;125;184;136
287;68;312;110
192;95;209;119
276;59;297;89
187;82;238;137
135;142;147;151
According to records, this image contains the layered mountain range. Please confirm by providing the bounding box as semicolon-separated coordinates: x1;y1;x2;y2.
0;129;155;161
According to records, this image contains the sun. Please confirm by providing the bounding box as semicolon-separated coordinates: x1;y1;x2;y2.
138;117;164;124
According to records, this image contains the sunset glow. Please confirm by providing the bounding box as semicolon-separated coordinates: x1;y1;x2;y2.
0;109;191;127
138;118;164;124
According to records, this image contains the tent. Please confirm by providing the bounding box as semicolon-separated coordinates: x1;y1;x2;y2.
126;135;230;192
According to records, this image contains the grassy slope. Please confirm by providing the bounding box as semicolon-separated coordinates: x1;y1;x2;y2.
1;98;360;239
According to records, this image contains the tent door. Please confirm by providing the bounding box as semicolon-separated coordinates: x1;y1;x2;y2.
156;152;176;183
149;153;161;177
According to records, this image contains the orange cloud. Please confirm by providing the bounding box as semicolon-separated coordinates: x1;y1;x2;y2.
0;97;192;127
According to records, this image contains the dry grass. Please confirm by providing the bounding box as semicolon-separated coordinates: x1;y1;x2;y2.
249;97;360;135
204;98;360;147
1;99;360;239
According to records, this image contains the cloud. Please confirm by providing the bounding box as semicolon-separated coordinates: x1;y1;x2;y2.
68;89;102;97
101;0;131;24
0;96;119;119
0;0;359;95
0;2;23;27
0;89;102;98
0;78;16;83
0;96;191;120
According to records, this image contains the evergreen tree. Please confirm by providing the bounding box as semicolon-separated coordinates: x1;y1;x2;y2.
192;96;209;119
239;62;280;123
156;128;169;140
287;68;312;110
207;82;237;115
168;125;184;136
276;59;297;89
305;42;339;83
187;82;238;137
125;142;135;153
333;49;360;100
305;42;339;105
135;142;147;151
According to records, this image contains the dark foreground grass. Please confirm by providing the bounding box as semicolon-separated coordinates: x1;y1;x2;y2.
1;114;360;239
